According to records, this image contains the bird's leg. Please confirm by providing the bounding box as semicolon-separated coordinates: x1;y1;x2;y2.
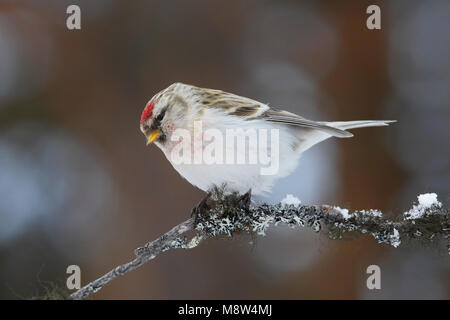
237;189;252;211
191;192;212;224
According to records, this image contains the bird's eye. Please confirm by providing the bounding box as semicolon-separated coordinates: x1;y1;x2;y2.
156;110;165;122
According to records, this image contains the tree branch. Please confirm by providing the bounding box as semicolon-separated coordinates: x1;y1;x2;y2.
69;191;449;300
68;218;202;300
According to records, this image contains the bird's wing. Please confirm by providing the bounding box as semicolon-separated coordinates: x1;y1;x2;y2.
192;84;352;138
260;109;353;138
194;87;266;117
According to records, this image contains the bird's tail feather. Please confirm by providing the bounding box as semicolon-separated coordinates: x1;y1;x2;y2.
324;120;396;132
293;120;396;154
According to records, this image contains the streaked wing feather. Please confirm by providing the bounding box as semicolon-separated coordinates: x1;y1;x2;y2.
196;87;268;118
192;85;352;138
262;109;353;138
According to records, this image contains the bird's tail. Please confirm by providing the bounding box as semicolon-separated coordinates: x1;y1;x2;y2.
324;120;396;132
293;120;396;154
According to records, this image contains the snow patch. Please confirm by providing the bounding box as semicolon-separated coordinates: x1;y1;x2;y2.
418;193;441;208
334;206;351;219
362;209;382;218
281;194;301;207
404;193;442;220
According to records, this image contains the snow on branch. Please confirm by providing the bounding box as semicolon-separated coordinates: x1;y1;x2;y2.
69;190;449;300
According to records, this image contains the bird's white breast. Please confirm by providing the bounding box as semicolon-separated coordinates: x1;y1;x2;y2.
157;108;303;196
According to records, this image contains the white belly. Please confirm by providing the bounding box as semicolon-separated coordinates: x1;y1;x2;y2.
157;112;303;196
170;162;276;195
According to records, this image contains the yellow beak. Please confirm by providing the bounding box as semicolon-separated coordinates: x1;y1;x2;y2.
146;129;161;145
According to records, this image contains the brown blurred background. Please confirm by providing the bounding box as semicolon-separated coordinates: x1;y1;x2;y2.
0;0;449;299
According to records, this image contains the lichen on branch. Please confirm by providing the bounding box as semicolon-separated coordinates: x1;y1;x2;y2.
69;188;449;300
192;188;449;249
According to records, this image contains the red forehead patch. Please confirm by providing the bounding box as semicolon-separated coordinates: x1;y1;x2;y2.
140;100;155;124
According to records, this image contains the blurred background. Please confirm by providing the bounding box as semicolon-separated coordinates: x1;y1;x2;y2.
0;0;449;299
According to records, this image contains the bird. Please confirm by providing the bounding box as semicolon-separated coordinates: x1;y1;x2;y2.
140;82;395;198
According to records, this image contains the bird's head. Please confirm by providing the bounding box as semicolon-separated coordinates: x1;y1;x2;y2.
140;91;189;146
140;98;168;145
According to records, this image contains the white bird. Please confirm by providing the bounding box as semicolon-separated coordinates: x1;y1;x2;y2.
140;82;395;197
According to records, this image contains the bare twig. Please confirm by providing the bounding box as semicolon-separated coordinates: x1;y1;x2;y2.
69;190;449;300
69;218;203;300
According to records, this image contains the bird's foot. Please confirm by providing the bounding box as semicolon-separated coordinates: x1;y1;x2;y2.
191;192;211;225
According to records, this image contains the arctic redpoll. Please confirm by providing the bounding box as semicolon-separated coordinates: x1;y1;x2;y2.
140;83;395;196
